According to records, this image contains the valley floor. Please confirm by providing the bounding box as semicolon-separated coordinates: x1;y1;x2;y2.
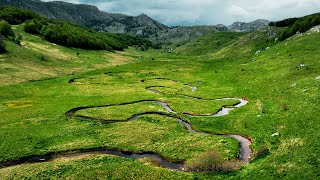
0;29;319;179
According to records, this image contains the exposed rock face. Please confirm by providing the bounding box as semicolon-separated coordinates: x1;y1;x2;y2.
0;0;168;37
307;25;320;33
148;25;228;46
228;19;270;32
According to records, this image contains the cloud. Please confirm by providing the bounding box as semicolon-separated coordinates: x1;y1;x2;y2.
228;5;249;17
42;0;320;26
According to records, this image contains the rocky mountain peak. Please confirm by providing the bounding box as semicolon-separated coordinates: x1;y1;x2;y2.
228;19;270;32
137;13;149;18
251;19;270;25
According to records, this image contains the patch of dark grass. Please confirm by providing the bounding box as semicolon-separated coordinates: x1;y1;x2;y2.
185;150;242;172
38;54;48;61
35;165;73;178
282;103;289;111
254;147;270;161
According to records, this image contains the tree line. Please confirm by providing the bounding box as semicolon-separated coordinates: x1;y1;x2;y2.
270;13;320;40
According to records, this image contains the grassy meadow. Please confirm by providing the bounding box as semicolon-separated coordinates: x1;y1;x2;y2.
0;24;319;179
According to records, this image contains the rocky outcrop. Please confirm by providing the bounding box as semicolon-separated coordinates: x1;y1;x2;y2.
228;19;270;32
307;25;320;33
148;25;228;46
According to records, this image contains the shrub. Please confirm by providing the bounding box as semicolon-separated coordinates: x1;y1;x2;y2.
0;20;14;37
255;147;270;159
38;54;48;61
0;38;6;53
16;34;22;45
8;35;22;45
282;103;289;111
185;150;242;172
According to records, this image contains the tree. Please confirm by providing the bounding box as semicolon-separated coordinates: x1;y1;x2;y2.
24;19;45;34
0;20;14;37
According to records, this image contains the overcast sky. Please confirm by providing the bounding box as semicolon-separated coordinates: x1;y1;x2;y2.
43;0;320;26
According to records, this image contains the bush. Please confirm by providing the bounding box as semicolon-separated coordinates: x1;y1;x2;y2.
185;150;242;172
38;54;48;61
0;20;14;37
10;34;22;45
282;103;289;111
255;147;270;160
0;39;6;53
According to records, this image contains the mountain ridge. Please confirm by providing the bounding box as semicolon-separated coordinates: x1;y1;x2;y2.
228;19;270;32
0;0;270;47
0;0;168;37
0;0;269;35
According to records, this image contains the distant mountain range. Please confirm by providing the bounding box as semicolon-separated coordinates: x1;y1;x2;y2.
0;0;269;44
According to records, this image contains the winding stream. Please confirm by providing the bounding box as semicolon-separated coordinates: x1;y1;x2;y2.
0;78;253;172
64;84;252;169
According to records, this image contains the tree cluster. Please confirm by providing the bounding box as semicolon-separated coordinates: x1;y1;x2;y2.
0;19;22;51
0;5;39;25
270;13;320;40
0;20;14;37
25;18;152;51
269;18;299;27
40;21;108;50
24;18;48;34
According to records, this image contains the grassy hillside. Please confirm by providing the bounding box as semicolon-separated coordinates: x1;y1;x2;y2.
0;13;319;179
0;25;137;85
174;32;245;56
148;25;227;48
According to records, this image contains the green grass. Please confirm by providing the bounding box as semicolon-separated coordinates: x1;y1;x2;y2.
75;102;168;120
0;154;198;179
0;26;319;179
0;25;135;85
174;32;245;56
